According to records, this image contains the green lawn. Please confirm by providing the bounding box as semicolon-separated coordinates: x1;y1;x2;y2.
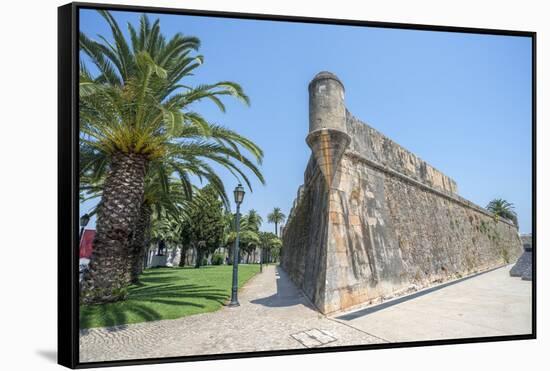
80;264;260;329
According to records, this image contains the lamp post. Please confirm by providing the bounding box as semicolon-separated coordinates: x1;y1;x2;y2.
228;184;245;307
260;246;263;273
79;213;90;241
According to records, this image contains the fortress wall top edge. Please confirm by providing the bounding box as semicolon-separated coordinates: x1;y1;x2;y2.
345;111;458;194
343;149;517;227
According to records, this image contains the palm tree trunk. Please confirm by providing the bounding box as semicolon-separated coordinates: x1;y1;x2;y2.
130;203;152;283
179;246;187;267
275;222;278;237
80;151;148;304
195;248;202;268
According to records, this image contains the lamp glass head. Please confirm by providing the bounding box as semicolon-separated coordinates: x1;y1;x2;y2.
233;184;245;205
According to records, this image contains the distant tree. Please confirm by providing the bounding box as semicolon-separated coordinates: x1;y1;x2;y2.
244;209;263;231
224;210;264;263
187;185;226;267
269;239;282;263
486;198;518;226
150;212;181;254
267;207;286;237
259;232;282;263
241;210;262;262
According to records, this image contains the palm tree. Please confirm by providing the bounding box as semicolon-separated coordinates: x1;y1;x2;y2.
150;212;182;260
79;11;264;304
267;207;286;237
81;146;234;282
241;210;262;262
486;198;518;226
258;231;282;264
224;210;262;263
244;209;263;232
129;174;198;282
79;169;196;283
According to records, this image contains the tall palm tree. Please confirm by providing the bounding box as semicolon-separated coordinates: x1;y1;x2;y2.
79;11;264;304
81;146;233;281
267;207;286;237
486;198;518;226
79;169;197;283
243;209;263;232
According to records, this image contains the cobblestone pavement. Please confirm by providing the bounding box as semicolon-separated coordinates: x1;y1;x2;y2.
79;265;385;363
80;264;532;363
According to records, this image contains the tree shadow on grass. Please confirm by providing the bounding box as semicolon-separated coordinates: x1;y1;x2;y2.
139;273;207;284
139;269;177;276
80;283;230;330
128;281;227;298
138;275;187;284
79;265;248;330
129;283;226;300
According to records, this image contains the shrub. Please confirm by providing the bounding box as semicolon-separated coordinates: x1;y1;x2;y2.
211;253;224;265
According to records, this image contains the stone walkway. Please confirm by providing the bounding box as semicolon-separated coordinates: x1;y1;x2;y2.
334;264;532;342
79;265;384;362
80;264;532;363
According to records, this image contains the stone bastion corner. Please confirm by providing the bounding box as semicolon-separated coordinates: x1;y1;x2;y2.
281;71;522;314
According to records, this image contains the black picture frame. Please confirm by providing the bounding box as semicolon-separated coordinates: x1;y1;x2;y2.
58;2;537;369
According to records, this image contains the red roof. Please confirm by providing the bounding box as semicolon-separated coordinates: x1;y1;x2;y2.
79;229;95;259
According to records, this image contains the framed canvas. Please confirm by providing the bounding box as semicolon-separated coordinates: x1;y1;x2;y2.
58;2;536;368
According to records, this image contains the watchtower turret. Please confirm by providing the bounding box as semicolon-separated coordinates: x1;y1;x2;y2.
306;71;351;187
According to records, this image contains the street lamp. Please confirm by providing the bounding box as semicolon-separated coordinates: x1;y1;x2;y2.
260;246;263;273
228;184;245;307
79;213;90;240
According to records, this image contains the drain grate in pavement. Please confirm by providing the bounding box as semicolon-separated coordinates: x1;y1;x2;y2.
291;329;337;348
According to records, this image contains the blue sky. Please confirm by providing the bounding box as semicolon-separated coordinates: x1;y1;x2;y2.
80;9;533;233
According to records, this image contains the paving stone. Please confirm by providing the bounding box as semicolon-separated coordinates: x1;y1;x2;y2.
291;328;337;348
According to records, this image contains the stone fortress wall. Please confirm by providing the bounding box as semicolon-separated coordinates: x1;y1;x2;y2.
281;71;523;314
